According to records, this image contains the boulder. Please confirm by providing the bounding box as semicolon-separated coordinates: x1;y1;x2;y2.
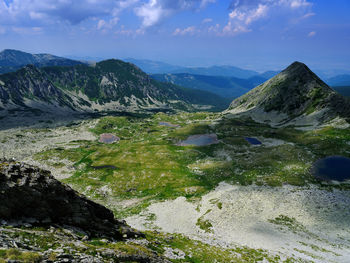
0;159;142;239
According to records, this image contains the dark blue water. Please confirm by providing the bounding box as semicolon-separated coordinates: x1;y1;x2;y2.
312;156;350;182
178;134;219;146
244;137;262;145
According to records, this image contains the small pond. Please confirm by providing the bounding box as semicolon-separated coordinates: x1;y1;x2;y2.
312;156;350;182
159;122;180;128
177;134;219;146
244;137;262;145
99;133;120;144
91;165;117;170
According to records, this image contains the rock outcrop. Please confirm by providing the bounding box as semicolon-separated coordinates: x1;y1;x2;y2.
0;159;141;239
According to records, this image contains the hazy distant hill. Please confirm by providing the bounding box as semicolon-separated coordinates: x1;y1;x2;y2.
152;73;267;99
0;49;84;74
259;70;280;79
126;58;263;79
170;65;259;79
227;62;350;126
327;74;350;86
333;86;350;97
124;58;186;74
0;59;229;115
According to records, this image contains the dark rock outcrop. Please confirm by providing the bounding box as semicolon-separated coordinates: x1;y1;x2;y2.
0;159;142;239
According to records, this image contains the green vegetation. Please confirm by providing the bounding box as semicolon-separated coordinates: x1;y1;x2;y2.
34;112;350;218
0;249;42;263
196;217;213;233
144;231;298;262
268;215;306;233
0;226;300;263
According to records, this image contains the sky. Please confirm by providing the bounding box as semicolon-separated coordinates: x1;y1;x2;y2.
0;0;349;71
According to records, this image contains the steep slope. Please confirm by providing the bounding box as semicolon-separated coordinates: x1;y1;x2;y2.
0;49;83;74
227;62;350;126
0;65;74;112
152;73;266;99
0;59;228;115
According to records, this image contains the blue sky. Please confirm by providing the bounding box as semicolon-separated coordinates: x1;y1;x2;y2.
0;0;349;71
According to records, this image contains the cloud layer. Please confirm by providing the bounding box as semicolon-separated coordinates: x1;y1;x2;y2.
223;0;313;35
135;0;216;28
0;0;313;36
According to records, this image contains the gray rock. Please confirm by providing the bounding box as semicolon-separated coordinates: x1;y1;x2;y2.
0;159;143;240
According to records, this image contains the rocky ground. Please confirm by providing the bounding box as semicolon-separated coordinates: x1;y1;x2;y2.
127;182;350;263
0;118;97;179
1;112;350;262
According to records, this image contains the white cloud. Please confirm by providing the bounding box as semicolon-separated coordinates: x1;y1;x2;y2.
135;0;215;28
308;31;316;37
289;0;312;9
222;0;313;36
202;18;213;24
173;26;197;35
200;0;216;8
208;23;220;34
0;0;137;32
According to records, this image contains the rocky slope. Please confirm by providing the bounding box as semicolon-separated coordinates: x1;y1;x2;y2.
0;159;140;239
0;159;172;262
0;60;228;117
0;49;83;74
227;62;350;126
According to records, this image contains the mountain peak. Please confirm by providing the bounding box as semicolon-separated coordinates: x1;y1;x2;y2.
282;61;315;77
227;61;350;126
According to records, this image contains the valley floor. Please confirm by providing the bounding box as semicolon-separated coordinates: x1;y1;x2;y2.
1;111;350;262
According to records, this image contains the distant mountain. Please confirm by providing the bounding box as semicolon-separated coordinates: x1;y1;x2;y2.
259;70;280;79
0;49;84;74
333;86;350;97
152;73;267;99
0;59;229;116
124;58;186;74
314;69;350;80
326;74;350;86
227;62;350;126
170;65;259;79
125;58;262;79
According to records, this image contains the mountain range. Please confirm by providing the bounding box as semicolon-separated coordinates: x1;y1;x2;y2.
152;73;267;99
0;59;230;117
126;58;350;87
0;50;349;126
124;58;277;79
0;49;84;74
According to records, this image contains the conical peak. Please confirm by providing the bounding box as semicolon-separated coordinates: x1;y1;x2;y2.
282;61;314;76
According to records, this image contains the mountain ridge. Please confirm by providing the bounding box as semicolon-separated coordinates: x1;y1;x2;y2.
0;49;84;74
0;59;229;118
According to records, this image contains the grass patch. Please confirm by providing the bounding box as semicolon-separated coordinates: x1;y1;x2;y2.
33;112;350;217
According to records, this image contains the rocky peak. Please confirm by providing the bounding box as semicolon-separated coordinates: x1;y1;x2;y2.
0;159;142;239
227;61;350;126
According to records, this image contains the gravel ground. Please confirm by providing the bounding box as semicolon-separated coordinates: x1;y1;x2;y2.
126;182;350;263
0;119;97;179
